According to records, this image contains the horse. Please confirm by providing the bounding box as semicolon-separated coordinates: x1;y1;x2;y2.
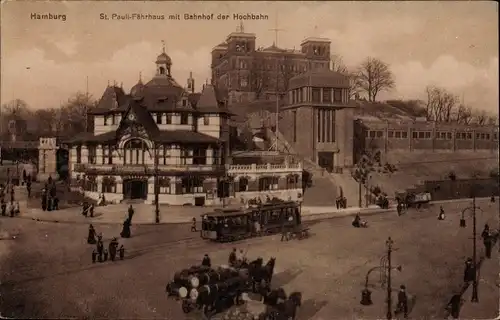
252;257;276;294
265;291;302;320
263;287;287;306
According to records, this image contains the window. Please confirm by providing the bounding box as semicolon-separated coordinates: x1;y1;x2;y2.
193;148;207;165
102;146;113;164
334;89;342;102
182;176;204;193
485;133;491;140
76;146;82;164
424;132;431;139
111;115;116;125
412;132;418;139
418;132;425;139
312;88;321;102
395;131;401;138
124;139;147;165
322;88;332;103
240;77;248;88
203;115;210;125
446;132;452;140
286;174;299;189
402;131;408;139
180;113;189;125
388;131;394;138
103;115;108;125
158;178;171;194
182;99;187;107
365;130;370;138
102;176;116;193
369;131;376;138
466;133;472;140
238;177;249;192
376;131;383;138
162;145;171;165
258;176;279;191
88;146;96;164
156;113;163;124
180;148;193;165
494;133;498;140
166;114;172;124
213;148;222;165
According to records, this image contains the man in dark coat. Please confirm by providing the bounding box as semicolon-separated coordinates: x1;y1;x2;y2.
396;285;408;318
53;196;59;210
280;222;289;242
191;217;197;232
447;294;462;319
10;187;14;203
109;237;119;261
26;180;31;198
481;224;492;259
464;258;475;283
228;248;237;267
120;218;131;238
41;193;47;211
202;254;211;267
87;224;97;244
128;205;134;222
89;204;94;218
96;234;104;262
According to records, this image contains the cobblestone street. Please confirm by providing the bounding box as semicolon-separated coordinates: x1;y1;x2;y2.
1;199;498;319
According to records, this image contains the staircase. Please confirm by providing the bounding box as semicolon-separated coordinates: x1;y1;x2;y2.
264;127;360;207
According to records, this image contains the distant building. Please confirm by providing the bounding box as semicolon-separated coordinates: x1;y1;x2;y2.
211;24;331;106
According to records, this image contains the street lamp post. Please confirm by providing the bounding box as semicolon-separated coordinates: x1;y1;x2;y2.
386;237;394;320
154;145;160;224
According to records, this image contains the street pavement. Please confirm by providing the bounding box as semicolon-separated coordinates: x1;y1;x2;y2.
1;199;498;319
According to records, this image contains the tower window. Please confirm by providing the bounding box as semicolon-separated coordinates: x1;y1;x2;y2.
159;66;165;75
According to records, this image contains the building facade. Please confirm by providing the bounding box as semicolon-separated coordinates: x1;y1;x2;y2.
211;24;331;105
62;49;303;206
279;70;355;173
356;118;499;157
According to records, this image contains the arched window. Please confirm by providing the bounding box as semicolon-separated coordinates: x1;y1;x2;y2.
258;176;279;191
102;176;116;193
159;66;165;75
238;176;249;192
286;174;300;189
124;139;147;165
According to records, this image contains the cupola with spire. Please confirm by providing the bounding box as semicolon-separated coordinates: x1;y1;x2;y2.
130;71;145;97
155;40;172;77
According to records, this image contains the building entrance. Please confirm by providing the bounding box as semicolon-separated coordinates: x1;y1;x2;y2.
123;178;148;200
318;152;334;173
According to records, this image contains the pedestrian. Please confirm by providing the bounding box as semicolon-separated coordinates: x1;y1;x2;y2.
41;193;47;211
481;224;492;259
202;254;211;267
97;233;104;262
103;249;108;261
53;196;59;210
280;223;289;242
9;202;15;217
10;188;14;203
396;285;408;318
14;201;20;216
82;202;88;217
47;197;52;212
120;218;131;238
89;204;94;218
397;202;403;216
87;224;97;244
1;199;6;217
128;205;134;222
109;237;118;261
119;245;125;260
464;258;475;283
438;206;445;220
26;180;31;198
92;249;97;263
191;217;197;232
447;294;462;319
228;248;237;267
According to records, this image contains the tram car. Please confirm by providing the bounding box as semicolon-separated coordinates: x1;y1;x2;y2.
395;191;432;210
200;201;302;242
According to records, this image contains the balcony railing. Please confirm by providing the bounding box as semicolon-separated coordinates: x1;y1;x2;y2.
73;163;224;174
227;162;303;174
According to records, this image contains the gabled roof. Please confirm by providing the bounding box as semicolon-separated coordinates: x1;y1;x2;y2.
197;84;219;109
96;85;127;110
118;99;160;137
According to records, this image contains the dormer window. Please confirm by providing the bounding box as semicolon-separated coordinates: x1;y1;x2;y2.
203;115;210;125
182;99;187;107
159;66;165;75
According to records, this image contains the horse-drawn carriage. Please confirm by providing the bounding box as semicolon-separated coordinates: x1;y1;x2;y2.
395;191;432;213
166;257;278;317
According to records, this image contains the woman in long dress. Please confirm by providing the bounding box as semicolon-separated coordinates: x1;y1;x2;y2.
87;224;97;244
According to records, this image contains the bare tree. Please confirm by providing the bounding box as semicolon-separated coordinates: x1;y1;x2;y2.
249;55;270;100
425;86;458;122
278;55;295;93
330;54;349;74
57;92;96;136
474;110;488;125
455;104;473;124
356;57;395;102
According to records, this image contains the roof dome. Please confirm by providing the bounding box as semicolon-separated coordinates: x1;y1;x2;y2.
130;79;144;97
156;52;172;65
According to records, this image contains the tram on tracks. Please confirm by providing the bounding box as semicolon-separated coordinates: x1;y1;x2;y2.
199;201;304;242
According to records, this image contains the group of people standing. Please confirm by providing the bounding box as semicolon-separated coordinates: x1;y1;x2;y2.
41;177;60;211
87;224;125;263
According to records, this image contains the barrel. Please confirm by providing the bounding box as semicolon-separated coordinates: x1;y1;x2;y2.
166;282;189;298
191;269;221;288
189;283;220;301
174;266;212;287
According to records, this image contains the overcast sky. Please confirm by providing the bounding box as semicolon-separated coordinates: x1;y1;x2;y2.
1;1;498;114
